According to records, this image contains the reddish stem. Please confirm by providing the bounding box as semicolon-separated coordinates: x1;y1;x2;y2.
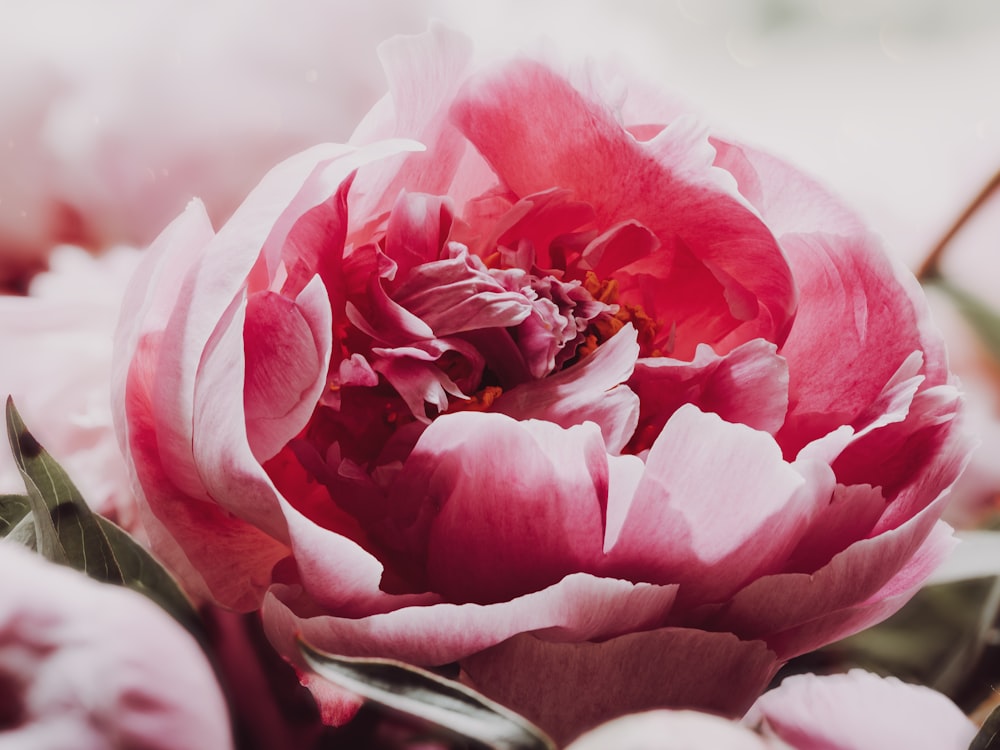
917;167;1000;282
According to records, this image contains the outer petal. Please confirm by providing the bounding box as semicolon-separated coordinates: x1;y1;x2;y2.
627;338;788;452
606;404;830;602
461;628;780;747
711;512;956;659
776;231;948;454
748;670;976;750
711;139;868;240
349;25;486;222
266;572;677;663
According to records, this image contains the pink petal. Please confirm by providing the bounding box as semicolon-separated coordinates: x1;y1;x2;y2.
713;509;956;658
243;278;332;463
783;483;887;572
627;338;788;452
123;331;289;611
711;138;868;240
606;404;830;602
349;25;478;221
461;628;780;747
0;545;233;749
776;231;948;454
262;572;679;666
495;324;640;454
383;191;455;279
749;670;976;750
450;60;795;358
391;246;533;335
384;413;610;603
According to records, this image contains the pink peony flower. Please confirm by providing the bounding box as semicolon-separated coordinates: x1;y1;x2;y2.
114;27;971;744
746;669;978;750
0;542;232;749
565;670;977;750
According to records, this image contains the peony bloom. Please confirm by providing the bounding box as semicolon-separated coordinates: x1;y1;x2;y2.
565;670;977;750
0;542;232;749
0;245;141;531
114;27;971;744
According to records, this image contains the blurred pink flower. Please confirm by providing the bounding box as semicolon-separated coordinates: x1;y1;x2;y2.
0;0;430;286
115;27;971;744
0;542;232;749
747;669;977;749
0;245;140;530
566;670;977;750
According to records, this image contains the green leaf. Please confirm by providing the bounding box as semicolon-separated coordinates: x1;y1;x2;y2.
0;493;36;548
4;397;201;636
299;639;556;750
931;278;1000;368
0;494;31;535
971;703;1000;750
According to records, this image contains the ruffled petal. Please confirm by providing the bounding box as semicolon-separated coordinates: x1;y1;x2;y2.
451;59;795;357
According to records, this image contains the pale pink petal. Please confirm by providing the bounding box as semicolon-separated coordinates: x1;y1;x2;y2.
567;710;769;750
606;404;830;602
349;25;477;221
263;572;678;666
712;138;868;240
714;511;956;659
749;670;976;750
0;543;232;749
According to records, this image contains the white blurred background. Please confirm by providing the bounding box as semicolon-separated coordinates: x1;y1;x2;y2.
4;0;1000;271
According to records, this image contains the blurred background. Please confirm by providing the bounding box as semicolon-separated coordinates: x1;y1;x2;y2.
5;0;1000;272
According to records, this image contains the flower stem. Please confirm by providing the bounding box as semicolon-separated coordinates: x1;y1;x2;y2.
917;167;1000;282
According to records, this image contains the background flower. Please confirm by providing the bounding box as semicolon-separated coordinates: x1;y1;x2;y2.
565;670;978;750
0;245;141;530
0;542;232;749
